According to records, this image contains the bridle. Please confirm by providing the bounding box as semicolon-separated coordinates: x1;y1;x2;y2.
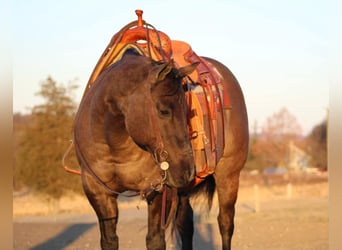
62;77;173;202
145;76;170;174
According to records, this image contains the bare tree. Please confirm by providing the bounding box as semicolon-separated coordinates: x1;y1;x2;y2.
251;107;302;169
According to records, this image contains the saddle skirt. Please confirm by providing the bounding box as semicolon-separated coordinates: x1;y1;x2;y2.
82;12;231;186
171;40;231;186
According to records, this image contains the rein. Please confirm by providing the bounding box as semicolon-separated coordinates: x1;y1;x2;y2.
63;139;167;201
62;72;173;227
62;10;181;229
146;75;170;172
63;138;171;226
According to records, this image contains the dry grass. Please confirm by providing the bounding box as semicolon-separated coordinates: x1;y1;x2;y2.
13;172;328;218
13;191;147;218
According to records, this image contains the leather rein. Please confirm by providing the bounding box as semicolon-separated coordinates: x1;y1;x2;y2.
62;68;175;228
62;77;169;204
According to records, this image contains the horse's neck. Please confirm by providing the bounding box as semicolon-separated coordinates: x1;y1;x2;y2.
103;111;130;148
85;82;127;145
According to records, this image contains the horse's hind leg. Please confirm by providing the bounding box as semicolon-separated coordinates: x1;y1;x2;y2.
175;194;194;250
215;167;241;250
82;172;119;250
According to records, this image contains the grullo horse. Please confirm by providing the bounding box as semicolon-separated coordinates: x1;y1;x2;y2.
73;11;248;250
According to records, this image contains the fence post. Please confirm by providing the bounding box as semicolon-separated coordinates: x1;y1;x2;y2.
254;184;260;212
287;183;292;199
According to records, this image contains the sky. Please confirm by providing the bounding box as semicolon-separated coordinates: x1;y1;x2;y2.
11;0;331;135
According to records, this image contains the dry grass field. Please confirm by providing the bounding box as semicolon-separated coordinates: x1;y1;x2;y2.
13;172;328;250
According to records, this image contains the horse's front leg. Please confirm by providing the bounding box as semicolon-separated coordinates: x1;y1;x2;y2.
82;172;119;250
175;194;194;250
215;169;240;250
146;193;166;250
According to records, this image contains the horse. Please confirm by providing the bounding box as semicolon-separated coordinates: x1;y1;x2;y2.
73;49;249;250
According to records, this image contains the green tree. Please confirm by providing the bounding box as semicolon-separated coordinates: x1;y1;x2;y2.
15;77;82;204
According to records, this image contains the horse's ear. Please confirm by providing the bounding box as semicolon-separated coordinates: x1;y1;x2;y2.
150;61;174;83
177;62;200;78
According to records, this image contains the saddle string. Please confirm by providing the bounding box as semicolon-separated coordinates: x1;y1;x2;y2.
145;23;167;62
145;25;153;59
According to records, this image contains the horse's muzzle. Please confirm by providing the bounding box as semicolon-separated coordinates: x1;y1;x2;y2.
166;161;195;188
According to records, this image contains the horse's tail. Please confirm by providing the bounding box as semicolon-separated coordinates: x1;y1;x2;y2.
169;175;216;243
189;174;216;210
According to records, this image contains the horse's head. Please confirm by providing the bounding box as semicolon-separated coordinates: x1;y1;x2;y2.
118;53;197;188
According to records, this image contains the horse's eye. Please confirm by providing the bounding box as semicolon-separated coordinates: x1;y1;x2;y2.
158;108;172;118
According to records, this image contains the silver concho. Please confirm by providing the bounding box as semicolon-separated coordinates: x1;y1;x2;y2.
160;161;169;171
